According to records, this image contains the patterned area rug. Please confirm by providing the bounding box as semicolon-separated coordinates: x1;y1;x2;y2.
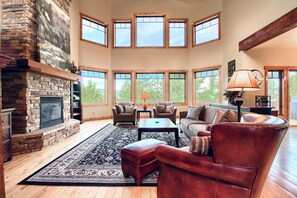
19;124;190;186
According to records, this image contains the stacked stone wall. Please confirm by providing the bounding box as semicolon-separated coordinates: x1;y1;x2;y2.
2;71;71;134
1;0;71;60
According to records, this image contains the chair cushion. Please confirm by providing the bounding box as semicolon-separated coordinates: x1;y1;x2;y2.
157;101;174;107
189;136;212;155
115;104;124;114
188;123;209;134
180;118;207;129
186;106;204;120
165;105;174;113
156;105;166;113
125;105;134;113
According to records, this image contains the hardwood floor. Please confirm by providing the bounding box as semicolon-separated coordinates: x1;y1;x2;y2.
3;120;297;198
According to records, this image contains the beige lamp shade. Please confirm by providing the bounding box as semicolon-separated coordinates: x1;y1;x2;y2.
227;69;260;91
141;92;149;100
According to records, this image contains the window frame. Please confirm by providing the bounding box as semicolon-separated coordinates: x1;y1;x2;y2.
135;72;166;104
80;13;109;47
80;66;109;107
112;71;134;104
112;19;133;48
168;71;188;105
192;66;221;105
134;13;166;48
167;18;188;48
192;12;221;47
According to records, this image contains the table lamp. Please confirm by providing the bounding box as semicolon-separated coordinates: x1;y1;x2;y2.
226;69;260;122
141;92;149;110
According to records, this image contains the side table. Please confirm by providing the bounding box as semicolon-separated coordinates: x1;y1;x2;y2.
137;109;152;123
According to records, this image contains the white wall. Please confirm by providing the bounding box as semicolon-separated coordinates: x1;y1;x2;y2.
188;0;222;106
71;0;297;120
76;0;112;119
222;0;297;106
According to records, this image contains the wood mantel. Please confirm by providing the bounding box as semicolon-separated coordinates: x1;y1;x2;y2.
4;59;80;82
239;7;297;51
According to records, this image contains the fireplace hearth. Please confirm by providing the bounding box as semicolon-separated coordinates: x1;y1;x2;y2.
40;96;64;129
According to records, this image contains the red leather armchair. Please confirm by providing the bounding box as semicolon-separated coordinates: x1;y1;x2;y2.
155;113;289;198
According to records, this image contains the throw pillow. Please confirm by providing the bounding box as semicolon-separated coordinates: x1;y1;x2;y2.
212;110;227;125
156;105;166;113
186;106;204;120
165;105;174;113
189;136;212;155
221;110;238;122
125;105;134;113
115;104;124;114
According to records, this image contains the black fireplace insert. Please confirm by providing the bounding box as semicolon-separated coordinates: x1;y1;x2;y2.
40;96;64;129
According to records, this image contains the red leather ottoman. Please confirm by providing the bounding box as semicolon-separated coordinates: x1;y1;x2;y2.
121;139;167;185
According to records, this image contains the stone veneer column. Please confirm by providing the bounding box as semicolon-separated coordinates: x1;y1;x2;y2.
1;0;71;60
1;0;38;59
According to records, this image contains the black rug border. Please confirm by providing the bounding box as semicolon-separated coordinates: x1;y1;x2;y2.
18;124;157;187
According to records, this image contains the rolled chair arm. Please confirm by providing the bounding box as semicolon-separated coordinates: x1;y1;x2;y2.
112;108;117;116
197;130;211;136
155;145;257;188
153;107;158;117
132;106;137;115
179;111;188;121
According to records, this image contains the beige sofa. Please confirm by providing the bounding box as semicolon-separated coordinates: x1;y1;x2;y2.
179;106;237;137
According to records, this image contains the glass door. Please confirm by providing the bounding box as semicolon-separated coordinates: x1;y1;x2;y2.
289;70;297;125
267;70;283;116
265;66;297;126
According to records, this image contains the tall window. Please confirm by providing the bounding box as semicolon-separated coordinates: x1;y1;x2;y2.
194;68;219;103
114;73;132;102
81;69;107;105
81;13;108;46
267;70;283;113
168;19;187;47
113;20;132;47
135;14;165;47
169;73;186;103
136;73;164;103
193;13;220;46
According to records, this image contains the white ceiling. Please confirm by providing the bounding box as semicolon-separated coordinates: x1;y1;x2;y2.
254;27;297;50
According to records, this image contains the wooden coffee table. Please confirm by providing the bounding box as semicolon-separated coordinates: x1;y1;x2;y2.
137;118;179;147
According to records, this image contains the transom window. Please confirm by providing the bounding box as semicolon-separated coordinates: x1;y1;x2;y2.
81;69;107;105
194;68;220;103
193;13;220;46
114;73;132;102
113;20;132;47
169;73;186;103
168;19;187;47
136;73;164;103
135;14;165;47
80;13;108;47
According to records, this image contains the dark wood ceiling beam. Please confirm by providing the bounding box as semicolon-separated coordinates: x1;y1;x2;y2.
239;7;297;51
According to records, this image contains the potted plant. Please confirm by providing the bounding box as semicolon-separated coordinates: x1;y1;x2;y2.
223;90;242;105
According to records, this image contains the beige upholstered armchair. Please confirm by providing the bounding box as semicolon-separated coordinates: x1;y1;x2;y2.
112;102;137;125
153;102;177;124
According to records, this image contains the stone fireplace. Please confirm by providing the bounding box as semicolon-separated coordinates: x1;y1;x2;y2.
0;0;79;155
1;62;80;155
